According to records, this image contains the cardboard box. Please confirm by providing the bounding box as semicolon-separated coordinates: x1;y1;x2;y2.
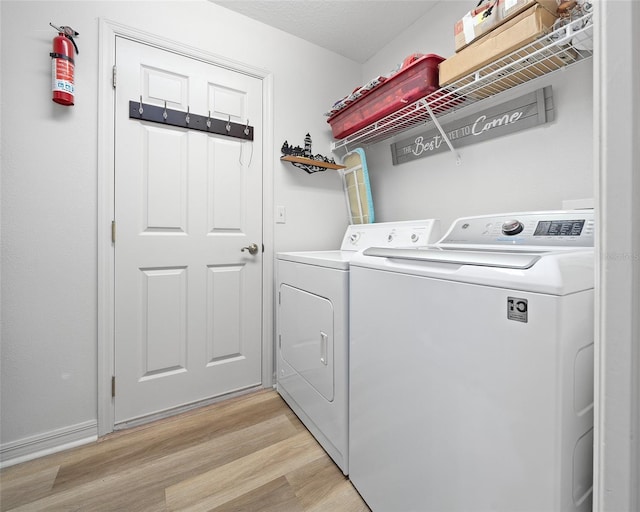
454;0;559;52
440;5;559;88
498;0;559;23
454;0;501;52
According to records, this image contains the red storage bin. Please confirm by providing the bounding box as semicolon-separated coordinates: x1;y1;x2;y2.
327;54;445;140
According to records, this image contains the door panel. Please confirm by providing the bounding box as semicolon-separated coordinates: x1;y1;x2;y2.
144;67;188;107
206;264;243;363
143;127;188;232
140;267;187;378
114;37;263;424
208;138;244;230
209;84;246;120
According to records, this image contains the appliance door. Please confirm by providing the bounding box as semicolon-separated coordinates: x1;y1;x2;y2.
348;265;593;512
279;283;334;400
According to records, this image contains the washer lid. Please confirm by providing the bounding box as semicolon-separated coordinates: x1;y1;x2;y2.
351;248;594;295
362;247;543;269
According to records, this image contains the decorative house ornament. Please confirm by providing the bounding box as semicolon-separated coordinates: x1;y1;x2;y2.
280;133;344;173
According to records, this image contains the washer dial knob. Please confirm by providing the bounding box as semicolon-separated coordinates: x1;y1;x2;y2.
502;219;524;236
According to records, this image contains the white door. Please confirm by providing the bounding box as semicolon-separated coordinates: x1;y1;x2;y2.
113;37;263;424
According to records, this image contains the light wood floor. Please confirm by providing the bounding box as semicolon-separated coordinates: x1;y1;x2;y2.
0;390;370;512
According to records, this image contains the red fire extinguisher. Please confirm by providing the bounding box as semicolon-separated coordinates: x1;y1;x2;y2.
49;23;79;106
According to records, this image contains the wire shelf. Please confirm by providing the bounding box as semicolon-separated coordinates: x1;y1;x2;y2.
331;11;593;154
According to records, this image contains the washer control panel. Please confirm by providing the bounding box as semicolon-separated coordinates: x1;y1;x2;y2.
340;219;440;251
440;210;594;247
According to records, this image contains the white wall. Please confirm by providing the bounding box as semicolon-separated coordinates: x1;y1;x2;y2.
360;2;593;230
594;1;640;509
0;0;360;460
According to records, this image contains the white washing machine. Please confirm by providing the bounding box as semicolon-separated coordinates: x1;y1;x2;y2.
349;210;595;512
276;219;440;475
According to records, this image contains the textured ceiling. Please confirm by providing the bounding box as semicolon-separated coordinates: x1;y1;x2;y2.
210;1;440;63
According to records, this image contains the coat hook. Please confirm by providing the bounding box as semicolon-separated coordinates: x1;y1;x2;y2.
138;95;144;116
244;119;250;136
186;106;190;125
163;101;168;121
206;110;211;129
226;115;231;133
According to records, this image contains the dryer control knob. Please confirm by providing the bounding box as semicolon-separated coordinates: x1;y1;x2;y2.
349;233;360;244
502;219;524;236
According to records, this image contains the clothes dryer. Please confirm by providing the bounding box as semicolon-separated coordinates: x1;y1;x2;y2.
277;219;440;475
349;210;595;511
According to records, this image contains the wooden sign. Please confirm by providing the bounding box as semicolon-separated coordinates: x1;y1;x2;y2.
391;87;554;165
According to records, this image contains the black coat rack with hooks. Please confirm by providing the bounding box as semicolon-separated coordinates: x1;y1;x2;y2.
128;100;253;141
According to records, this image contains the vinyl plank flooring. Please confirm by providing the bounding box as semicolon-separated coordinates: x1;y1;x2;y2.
164;432;326;511
0;390;370;512
5;415;301;512
51;391;292;492
285;456;350;509
304;480;371;512
0;465;59;510
210;476;305;512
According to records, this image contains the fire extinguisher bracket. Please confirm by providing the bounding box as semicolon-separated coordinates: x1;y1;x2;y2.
129;101;254;141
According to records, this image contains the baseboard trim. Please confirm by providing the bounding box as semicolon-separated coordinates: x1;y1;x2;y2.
0;420;98;468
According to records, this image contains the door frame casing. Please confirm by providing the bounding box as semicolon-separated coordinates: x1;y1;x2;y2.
97;19;275;436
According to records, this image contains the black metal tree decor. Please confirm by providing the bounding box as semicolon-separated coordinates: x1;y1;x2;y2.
280;133;344;173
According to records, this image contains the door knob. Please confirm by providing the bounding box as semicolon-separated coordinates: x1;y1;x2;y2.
241;243;259;255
